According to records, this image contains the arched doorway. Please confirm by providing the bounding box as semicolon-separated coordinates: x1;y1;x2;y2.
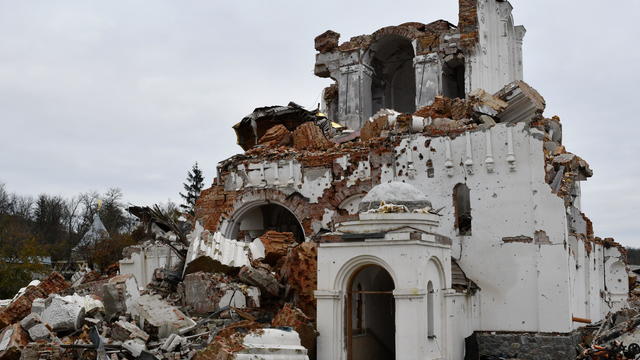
347;265;395;360
227;202;305;243
370;35;416;115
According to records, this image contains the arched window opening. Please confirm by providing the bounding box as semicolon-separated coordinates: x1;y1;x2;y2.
453;183;472;236
427;281;435;338
370;35;416;115
347;265;395;360
231;203;305;243
442;57;466;99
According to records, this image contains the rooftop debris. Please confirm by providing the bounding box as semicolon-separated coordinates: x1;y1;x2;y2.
233;102;333;151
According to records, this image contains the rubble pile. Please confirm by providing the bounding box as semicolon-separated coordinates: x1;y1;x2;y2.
576;306;640;359
0;226;315;360
232;81;547;160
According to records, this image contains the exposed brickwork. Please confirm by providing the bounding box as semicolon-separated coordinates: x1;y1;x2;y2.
314;30;340;53
257;124;292;148
279;242;317;319
292;122;334;151
458;0;479;48
0;272;69;330
272;303;317;358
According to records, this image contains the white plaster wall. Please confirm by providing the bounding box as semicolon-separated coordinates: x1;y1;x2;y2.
229;160;333;204
378;123;573;332
119;244;181;289
446;292;481;360
468;0;523;94
317;239;451;360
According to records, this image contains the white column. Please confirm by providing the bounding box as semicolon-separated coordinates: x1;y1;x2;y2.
394;288;428;360
315;290;344;360
338;64;373;130
414;54;442;109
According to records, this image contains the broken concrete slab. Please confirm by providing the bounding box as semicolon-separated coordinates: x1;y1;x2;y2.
29;299;45;318
495;80;546;124
131;294;196;339
183;272;259;315
468;88;508;116
238;266;280;297
26;323;51;342
183;223;253;276
18;314;40;332
102;274;140;319
160;333;186;353
235;328;310;360
122;338;147;358
0;272;68;330
111;320;149;342
41;295;85;332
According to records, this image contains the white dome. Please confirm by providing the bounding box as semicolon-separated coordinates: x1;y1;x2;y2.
360;182;431;211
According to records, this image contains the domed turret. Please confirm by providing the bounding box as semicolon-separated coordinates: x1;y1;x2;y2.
359;181;431;212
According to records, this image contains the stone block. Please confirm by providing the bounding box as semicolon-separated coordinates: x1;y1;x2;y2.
27;324;51;341
41;295;85;332
238;266;279;297
102;274;140;318
111;320;149;342
183;272;257;314
131;295;196;339
18;314;41;331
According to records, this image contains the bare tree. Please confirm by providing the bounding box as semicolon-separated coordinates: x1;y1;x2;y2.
0;183;10;215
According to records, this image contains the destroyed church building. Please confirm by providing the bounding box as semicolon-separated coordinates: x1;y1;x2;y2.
191;0;629;359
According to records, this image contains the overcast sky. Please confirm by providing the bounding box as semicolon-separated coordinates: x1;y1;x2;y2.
0;1;638;246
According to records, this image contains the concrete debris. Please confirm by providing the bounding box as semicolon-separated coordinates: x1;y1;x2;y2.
131;294;197;339
365;202;410;214
0;323;28;360
26;323;52;342
119;241;183;288
235;329;309;360
111;320;150;342
468;88;508;116
183;223;253;275
18;314;40;332
577;306;640;359
495;80;546;123
238;266;280;297
183;272;259;314
41;295;86;332
122;338;147;357
102;274;140;319
0;272;68;330
161;333;186;352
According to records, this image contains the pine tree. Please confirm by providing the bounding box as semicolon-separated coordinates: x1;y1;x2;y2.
180;162;205;216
